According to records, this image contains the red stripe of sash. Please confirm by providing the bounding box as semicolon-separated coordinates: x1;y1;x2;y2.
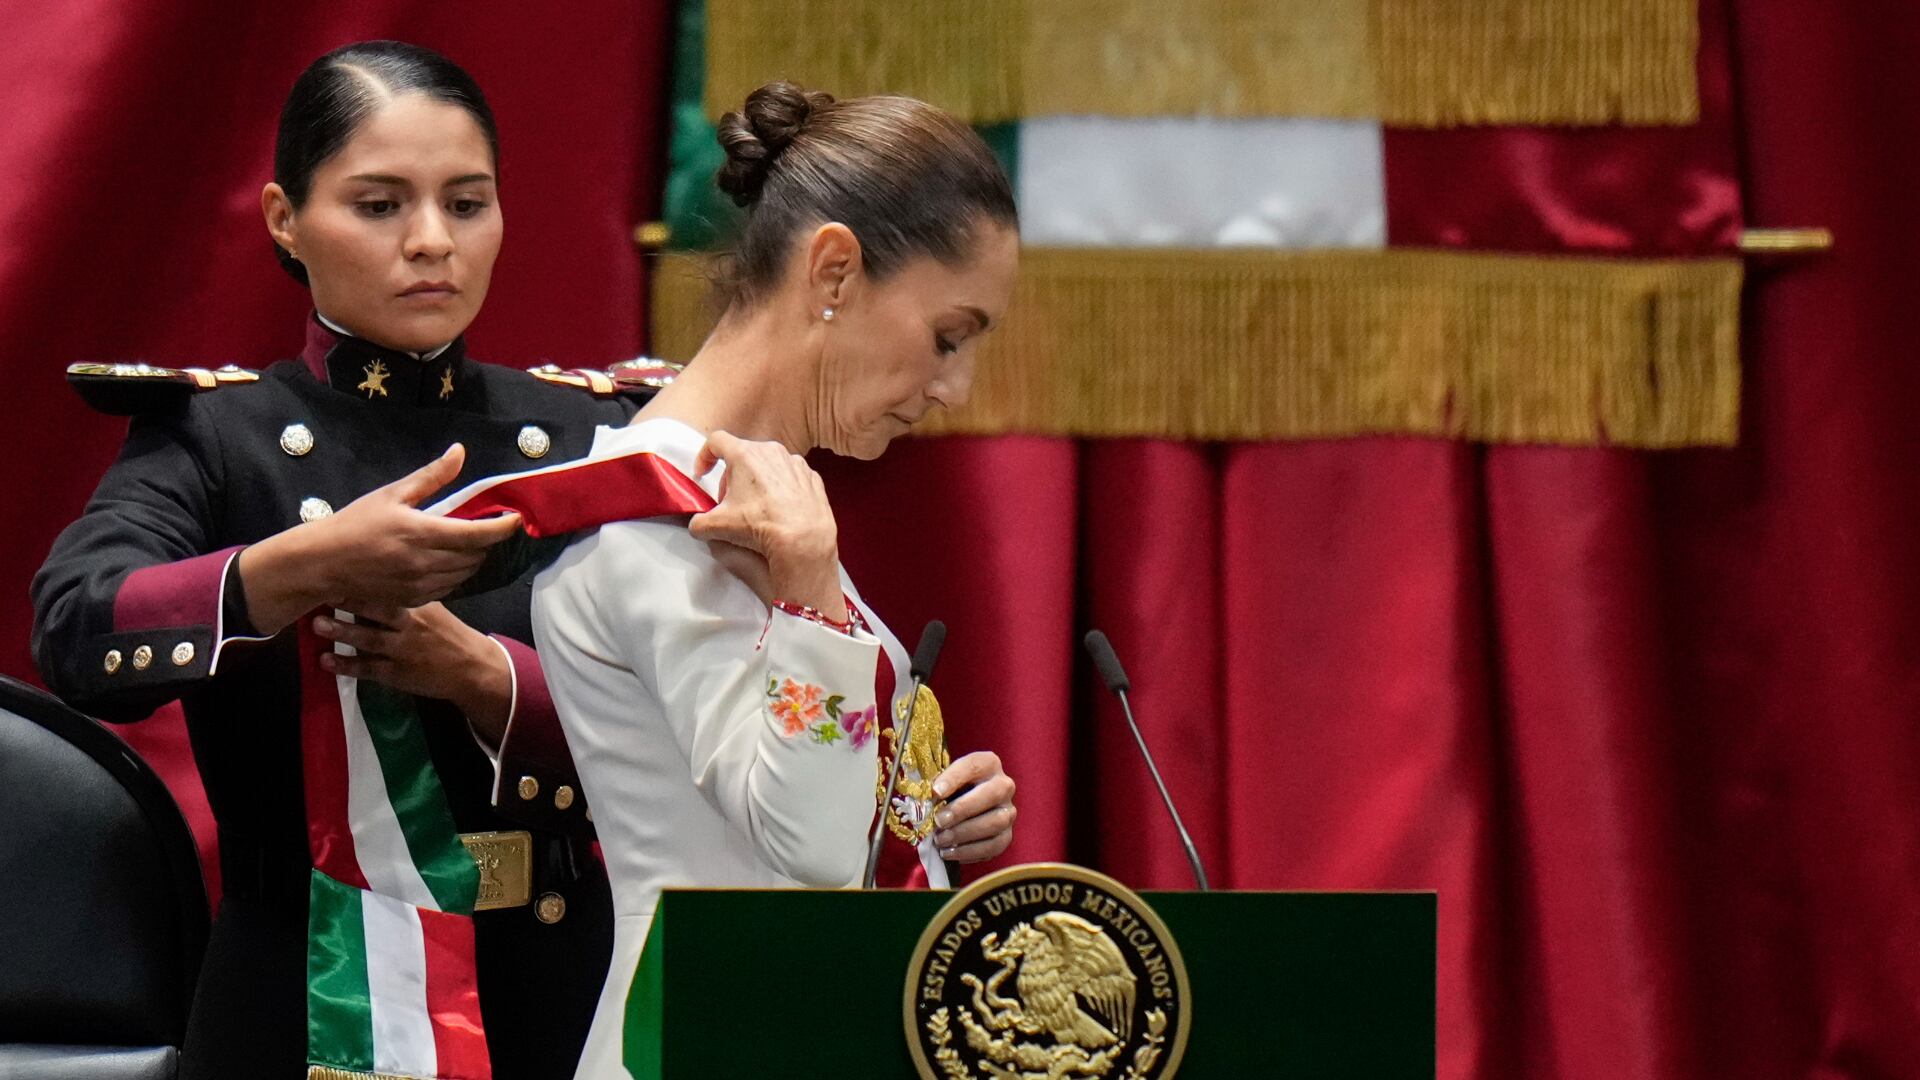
299;620;368;889
420;907;491;1080
441;452;714;538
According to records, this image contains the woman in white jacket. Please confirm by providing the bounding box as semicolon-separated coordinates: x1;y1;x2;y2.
529;80;1022;1077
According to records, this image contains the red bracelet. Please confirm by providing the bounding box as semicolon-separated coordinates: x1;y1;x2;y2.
773;598;865;636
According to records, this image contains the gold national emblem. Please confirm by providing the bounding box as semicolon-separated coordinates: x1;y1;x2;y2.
878;684;952;843
906;864;1191;1080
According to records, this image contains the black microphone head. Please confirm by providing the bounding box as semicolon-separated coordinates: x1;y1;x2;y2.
1083;629;1130;693
910;620;947;682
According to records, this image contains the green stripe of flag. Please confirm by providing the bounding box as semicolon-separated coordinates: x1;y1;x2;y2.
663;0;732;251
306;871;377;1073
356;681;480;914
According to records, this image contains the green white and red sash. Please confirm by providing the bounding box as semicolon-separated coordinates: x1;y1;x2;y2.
297;450;718;1080
433;450;717;536
298;617;489;1080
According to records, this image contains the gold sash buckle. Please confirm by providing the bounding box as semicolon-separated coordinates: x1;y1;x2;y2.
460;830;533;911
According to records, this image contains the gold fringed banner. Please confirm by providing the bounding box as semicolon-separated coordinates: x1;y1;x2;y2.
704;0;1697;127
1371;0;1700;127
650;249;1742;448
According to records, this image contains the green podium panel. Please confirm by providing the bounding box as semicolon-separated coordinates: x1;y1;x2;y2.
625;885;1434;1078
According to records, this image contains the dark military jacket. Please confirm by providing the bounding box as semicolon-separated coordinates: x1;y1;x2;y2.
31;316;644;1080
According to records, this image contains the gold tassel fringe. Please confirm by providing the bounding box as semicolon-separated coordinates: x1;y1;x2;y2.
650;248;1741;448
704;0;1697;127
308;1067;433;1080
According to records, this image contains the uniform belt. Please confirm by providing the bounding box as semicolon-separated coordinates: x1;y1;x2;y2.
220;829;535;910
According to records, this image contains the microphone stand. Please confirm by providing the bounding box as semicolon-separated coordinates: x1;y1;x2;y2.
1085;630;1211;891
863;620;946;889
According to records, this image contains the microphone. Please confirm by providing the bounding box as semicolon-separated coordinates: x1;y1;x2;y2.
1083;630;1211;891
910;620;946;683
864;620;947;888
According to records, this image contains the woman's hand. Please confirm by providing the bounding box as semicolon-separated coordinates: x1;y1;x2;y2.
931;751;1017;863
310;601;513;746
238;444;522;634
687;431;846;620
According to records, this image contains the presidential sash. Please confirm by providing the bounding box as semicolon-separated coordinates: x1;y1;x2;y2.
299;450;718;1079
299;624;488;1080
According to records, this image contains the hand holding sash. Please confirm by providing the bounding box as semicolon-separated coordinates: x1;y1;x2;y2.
239;443;523;633
310;601;514;743
688;430;848;621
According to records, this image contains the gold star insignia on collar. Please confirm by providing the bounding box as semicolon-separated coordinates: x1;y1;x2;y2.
439;366;455;401
357;359;390;399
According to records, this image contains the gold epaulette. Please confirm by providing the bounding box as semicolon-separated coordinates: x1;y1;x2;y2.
66;362;262;415
527;357;683;396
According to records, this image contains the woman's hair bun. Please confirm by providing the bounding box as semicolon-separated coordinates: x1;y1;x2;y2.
715;80;836;207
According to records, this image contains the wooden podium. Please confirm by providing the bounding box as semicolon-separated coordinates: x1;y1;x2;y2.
619;870;1434;1078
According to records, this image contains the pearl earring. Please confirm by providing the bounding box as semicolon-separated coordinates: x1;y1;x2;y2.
822;307;835;321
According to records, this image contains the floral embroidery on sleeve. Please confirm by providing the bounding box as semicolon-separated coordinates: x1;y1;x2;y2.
842;705;877;751
767;677;870;748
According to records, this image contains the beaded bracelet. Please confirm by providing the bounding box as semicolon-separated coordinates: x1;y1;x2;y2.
773;598;868;637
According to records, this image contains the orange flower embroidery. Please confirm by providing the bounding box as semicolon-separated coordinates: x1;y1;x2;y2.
770;678;825;737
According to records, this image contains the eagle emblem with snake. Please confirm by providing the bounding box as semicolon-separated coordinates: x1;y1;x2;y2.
906;865;1190;1080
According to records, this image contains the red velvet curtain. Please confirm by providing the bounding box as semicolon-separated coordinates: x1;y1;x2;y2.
5;3;1919;1078
818;3;1920;1077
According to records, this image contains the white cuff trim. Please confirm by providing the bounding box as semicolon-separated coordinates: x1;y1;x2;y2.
476;635;518;804
209;548;277;676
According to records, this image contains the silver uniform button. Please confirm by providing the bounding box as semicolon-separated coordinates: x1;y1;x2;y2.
171;642;196;667
517;425;551;459
104;649;123;675
299;497;333;523
279;423;315;457
131;645;154;670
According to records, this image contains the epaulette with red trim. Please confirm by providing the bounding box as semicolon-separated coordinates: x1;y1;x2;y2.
66;362;262;416
526;356;682;397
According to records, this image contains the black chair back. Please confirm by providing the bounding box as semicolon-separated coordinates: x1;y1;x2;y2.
0;675;208;1078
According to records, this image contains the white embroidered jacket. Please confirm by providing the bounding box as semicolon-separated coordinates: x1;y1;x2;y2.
531;417;891;1078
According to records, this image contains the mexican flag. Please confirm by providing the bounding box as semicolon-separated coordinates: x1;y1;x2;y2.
652;0;1744;449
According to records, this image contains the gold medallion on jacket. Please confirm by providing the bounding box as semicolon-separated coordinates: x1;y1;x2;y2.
905;863;1192;1080
878;683;951;843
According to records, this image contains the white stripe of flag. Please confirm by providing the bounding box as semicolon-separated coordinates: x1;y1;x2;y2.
360;888;440;1079
333;614;439;911
1016;116;1386;250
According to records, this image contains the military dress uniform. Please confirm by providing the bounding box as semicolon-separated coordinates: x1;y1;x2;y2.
30;316;662;1080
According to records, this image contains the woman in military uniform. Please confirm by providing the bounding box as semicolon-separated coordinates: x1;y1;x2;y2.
31;41;634;1079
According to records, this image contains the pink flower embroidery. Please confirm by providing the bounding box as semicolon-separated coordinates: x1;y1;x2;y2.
842;705;878;750
770;678;825;737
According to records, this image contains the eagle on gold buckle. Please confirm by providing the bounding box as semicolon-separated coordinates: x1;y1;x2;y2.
459;830;533;911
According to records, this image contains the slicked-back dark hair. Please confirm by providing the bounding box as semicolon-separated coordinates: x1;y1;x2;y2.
713;81;1017;308
271;40;499;284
